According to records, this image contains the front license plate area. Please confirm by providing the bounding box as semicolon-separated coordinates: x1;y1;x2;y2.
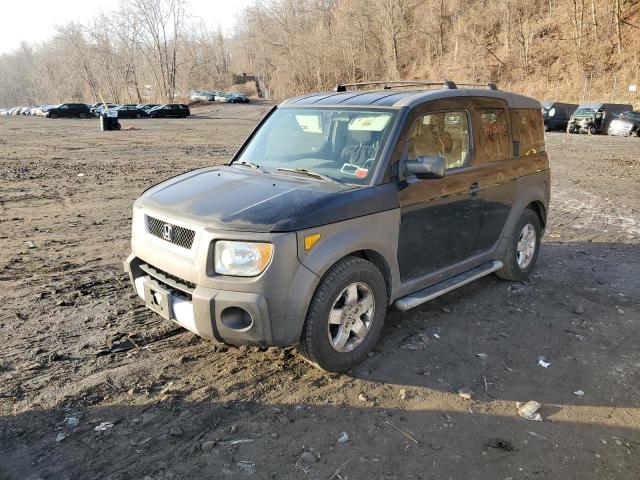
144;280;173;320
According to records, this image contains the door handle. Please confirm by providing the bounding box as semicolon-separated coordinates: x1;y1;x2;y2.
469;182;480;197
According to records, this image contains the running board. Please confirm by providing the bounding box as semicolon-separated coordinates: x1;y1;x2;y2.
394;260;503;311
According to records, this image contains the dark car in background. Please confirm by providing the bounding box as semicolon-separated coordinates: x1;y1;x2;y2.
45;103;92;118
147;104;190;118
541;101;577;131
607;111;640;137
566;102;632;134
114;104;149;119
137;104;160;112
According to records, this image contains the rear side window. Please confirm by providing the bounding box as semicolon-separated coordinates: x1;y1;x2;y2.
408;111;470;170
511;109;545;156
478;108;509;161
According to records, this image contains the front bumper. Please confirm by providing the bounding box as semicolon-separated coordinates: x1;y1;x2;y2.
124;213;320;346
124;255;273;345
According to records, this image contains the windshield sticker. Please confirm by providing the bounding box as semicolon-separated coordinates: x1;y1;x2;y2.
355;168;368;178
348;115;391;131
341;163;359;175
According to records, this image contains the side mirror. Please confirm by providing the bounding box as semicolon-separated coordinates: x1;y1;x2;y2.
404;155;446;179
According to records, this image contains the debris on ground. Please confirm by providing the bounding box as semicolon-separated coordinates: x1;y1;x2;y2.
56;432;66;442
574;390;585;397
399;334;427;351
201;440;217;451
486;437;515;451
457;388;474;400
384;421;419;444
538;357;551;368
358;392;372;403
94;422;114;432
527;431;548;442
64;416;79;427
517;401;543;421
476;353;488;359
237;460;256;475
337;432;350;443
398;388;411;400
23;240;36;249
98;338;137;355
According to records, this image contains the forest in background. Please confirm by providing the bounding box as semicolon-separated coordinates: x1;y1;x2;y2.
1;0;639;107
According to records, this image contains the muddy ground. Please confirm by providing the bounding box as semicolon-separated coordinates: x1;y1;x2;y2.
1;104;639;480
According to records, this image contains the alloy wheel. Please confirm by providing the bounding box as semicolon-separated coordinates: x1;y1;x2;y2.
327;282;375;353
516;223;537;269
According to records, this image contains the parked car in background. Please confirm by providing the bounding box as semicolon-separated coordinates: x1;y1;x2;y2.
541;101;577;131
147;104;190;118
607;111;640;137
566;102;632;134
91;103;119;116
45;103;92;118
36;105;53;116
190;91;216;101
227;93;250;103
114;104;149;118
137;104;160;112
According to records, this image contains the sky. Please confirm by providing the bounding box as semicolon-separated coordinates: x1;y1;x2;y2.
0;0;255;54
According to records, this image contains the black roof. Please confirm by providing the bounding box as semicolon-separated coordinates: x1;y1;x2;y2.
282;88;540;109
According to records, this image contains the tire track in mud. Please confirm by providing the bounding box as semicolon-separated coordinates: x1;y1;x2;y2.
548;187;640;242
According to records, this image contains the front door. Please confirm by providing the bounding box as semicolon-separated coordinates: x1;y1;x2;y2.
397;100;483;283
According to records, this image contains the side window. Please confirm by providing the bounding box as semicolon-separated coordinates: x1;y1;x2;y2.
511;108;545;156
60;104;69;109
407;111;470;170
478;108;509;161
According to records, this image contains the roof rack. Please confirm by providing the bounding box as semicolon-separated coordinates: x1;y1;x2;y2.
456;82;498;90
333;80;457;92
332;80;498;92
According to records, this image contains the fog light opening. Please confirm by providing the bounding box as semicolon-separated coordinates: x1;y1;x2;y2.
220;307;253;330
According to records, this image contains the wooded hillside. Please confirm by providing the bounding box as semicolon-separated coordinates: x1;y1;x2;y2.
1;0;639;106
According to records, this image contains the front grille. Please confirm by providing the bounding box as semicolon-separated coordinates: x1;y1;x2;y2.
146;215;195;249
140;262;195;300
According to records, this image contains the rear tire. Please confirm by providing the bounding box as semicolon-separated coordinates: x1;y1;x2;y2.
495;209;542;282
299;256;387;372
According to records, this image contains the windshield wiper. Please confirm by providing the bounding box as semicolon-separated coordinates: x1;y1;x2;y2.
276;167;336;183
233;160;263;171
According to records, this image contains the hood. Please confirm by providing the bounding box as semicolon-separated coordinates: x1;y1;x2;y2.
136;165;399;233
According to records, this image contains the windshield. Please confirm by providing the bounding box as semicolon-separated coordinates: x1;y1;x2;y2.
235;107;397;184
622;112;640;121
574;107;596;116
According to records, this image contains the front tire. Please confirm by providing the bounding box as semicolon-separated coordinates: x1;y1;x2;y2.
495;209;542;282
299;256;387;372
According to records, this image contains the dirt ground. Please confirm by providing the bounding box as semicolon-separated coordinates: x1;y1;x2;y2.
1;104;639;480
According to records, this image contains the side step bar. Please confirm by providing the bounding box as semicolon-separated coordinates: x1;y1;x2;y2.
394;260;503;311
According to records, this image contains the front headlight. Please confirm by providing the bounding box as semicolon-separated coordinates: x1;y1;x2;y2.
214;241;273;276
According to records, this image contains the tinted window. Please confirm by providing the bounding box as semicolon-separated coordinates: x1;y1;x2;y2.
408;111;470;170
511;109;545;156
478;108;509;161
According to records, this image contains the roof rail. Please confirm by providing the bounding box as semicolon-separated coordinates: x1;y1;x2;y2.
455;82;498;90
333;80;458;92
